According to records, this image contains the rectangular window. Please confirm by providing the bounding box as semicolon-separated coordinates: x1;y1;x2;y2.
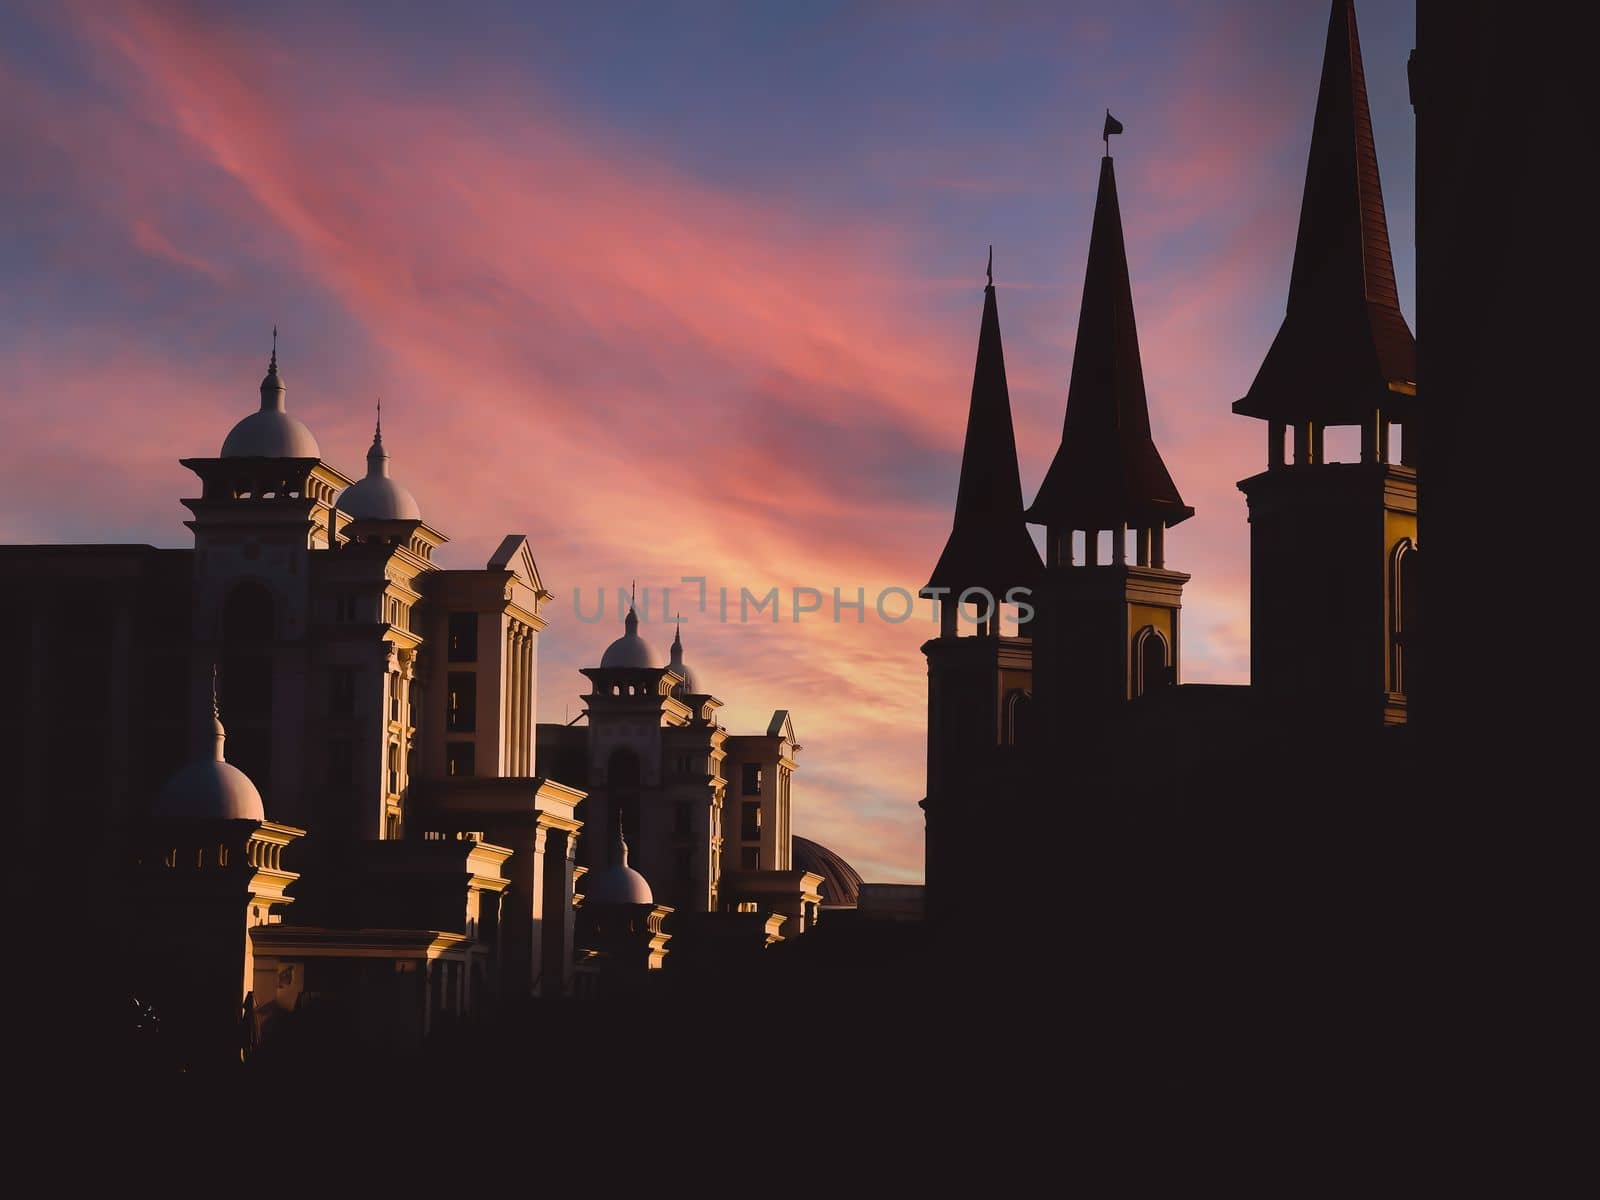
446;741;475;778
448;612;478;662
335;593;356;623
741;763;762;795
741;846;760;870
386;742;400;795
389;672;401;722
447;672;476;732
327;738;352;785
741;801;761;842
330;666;356;716
674;802;691;835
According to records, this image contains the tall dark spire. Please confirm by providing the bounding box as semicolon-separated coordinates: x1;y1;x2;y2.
923;253;1043;600
1234;0;1415;423
1026;155;1191;532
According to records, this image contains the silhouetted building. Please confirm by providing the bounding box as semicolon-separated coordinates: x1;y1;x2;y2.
921;0;1417;931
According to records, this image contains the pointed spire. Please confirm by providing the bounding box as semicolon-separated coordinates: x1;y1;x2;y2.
624;586;639;637
1027;155;1192;532
923;252;1044;600
366;398;389;478
672;613;683;653
1235;0;1415;422
209;663;227;762
260;326;286;413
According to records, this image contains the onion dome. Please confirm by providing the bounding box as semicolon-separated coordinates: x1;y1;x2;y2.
600;600;659;669
337;405;422;521
667;620;699;695
154;684;265;821
792;836;863;908
584;828;654;905
221;329;322;459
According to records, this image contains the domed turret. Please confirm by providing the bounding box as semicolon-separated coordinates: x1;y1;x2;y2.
584;827;654;906
600;599;659;669
338;405;422;522
220;329;322;459
667;619;699;695
154;678;265;822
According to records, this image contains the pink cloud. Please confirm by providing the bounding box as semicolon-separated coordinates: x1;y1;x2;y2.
0;1;1376;883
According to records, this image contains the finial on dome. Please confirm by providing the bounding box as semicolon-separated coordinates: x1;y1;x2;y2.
209;663;227;762
260;326;286;412
365;399;391;479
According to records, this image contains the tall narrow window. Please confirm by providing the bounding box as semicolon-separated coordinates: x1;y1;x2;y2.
741;801;761;842
447;672;476;732
741;763;762;796
1390;540;1416;694
386;742;400;795
448;613;478;662
446;741;475;778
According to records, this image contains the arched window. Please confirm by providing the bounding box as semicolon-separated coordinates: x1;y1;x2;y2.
1132;626;1171;699
1390;540;1417;694
1003;689;1033;747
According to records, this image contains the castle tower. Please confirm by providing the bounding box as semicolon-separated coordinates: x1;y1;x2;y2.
1025;148;1193;741
178;335;351;822
1234;0;1417;728
327;411;445;840
132;682;303;1069
919;255;1042;922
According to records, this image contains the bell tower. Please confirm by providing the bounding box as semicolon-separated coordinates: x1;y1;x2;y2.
920;253;1042;923
1234;0;1417;729
1024;147;1194;741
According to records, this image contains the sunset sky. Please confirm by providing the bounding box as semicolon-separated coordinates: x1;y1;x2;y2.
0;1;1415;883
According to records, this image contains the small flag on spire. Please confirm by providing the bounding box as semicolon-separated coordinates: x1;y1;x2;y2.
1103;109;1123;154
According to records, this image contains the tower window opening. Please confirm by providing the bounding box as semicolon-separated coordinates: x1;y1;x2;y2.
1323;425;1361;463
1132;626;1171;699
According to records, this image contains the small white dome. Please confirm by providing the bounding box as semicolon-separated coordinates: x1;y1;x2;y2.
156;758;265;821
221;343;321;459
601;606;659;669
338;414;422;521
340;476;421;521
156;698;265;821
584;863;654;905
585;829;653;904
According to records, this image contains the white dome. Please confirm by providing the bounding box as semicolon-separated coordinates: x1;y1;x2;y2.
156;758;265;821
221;409;322;459
601;606;659;669
584;863;654;905
340;476;421;521
221;345;321;459
585;829;653;904
155;701;264;821
339;415;421;522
